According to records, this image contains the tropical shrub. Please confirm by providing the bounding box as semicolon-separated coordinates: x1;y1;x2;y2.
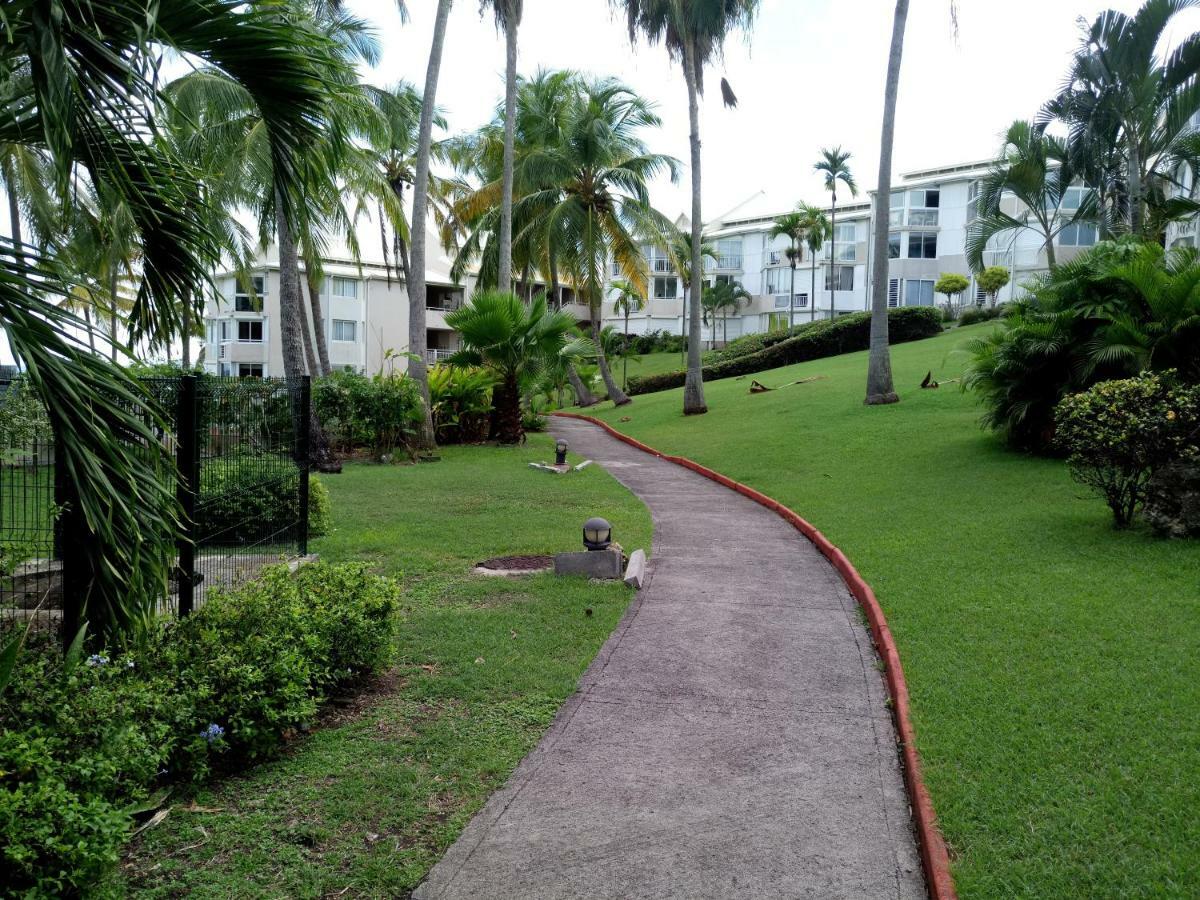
705;318;829;364
629;330;685;355
934;273;970;318
197;458;330;543
0;562;399;897
963;238;1200;450
627;308;942;396
428;365;495;444
975;265;1010;305
312;371;424;458
0;376;50;449
1055;373;1200;528
958;305;1004;327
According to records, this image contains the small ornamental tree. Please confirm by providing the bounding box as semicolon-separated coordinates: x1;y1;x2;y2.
934;273;970;318
976;265;1010;307
1055;372;1200;528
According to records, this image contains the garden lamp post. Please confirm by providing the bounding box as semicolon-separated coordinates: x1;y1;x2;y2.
555;439;569;467
582;517;612;551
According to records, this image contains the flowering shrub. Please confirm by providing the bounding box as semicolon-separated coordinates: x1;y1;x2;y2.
1054;373;1200;528
0;562;399;896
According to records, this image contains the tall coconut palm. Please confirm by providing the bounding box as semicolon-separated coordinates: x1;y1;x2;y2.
769;210;805;330
0;0;355;640
865;0;908;406
446;291;589;443
611;278;645;388
702;279;751;348
797;203;830;323
661;224;716;368
815;146;857;320
1047;0;1200;237
410;0;455;451
481;1;524;294
616;0;761;416
965;120;1095;273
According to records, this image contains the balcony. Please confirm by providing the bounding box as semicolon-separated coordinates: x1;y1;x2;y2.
426;348;454;365
219;340;266;364
651;257;674;273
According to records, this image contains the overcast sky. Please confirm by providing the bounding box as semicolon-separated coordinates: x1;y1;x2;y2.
348;0;1200;220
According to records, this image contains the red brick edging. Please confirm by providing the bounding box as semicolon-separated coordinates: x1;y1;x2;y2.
552;411;957;900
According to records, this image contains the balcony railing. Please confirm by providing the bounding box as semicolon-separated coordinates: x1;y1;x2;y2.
426;348;454;364
716;254;742;270
651;257;674;273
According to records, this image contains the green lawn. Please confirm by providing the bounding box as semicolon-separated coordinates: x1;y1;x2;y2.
121;435;651;898
589;325;1200;899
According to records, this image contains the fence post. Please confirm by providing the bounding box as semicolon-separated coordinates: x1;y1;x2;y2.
53;435;85;653
176;375;198;617
297;376;311;557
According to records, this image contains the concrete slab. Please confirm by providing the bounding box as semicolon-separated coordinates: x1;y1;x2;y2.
413;417;924;900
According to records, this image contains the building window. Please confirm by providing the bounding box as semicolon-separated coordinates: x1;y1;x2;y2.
220;321;229;341
237;364;263;378
234;275;264;312
825;266;854;292
766;268;793;294
237;320;263;342
1058;222;1098;247
611;259;622;277
905;279;935;306
907;189;939;227
328;276;359;299
888;232;901;259
825;222;857;261
332;319;357;342
889;192;904;227
716;238;743;270
653;276;678;299
907;232;937;259
967;180;981;223
794;292;808;308
887;278;900;308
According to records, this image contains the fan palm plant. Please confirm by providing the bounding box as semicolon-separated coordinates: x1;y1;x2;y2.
0;1;355;640
445;291;590;443
615;0;761;415
611;278;645;388
769;210;805;330
814;146;857;319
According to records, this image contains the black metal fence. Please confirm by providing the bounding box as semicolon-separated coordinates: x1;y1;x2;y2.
0;375;311;636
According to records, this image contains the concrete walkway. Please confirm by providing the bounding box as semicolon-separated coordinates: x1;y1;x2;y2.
414;418;924;899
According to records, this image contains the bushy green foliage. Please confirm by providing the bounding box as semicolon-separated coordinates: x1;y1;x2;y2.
964;238;1200;450
1055;373;1200;528
626;308;942;395
312;371;425;458
975;265;1010;303
197;457;329;543
935;273;970;312
704;318;828;364
0;562;398;897
0;376;50;449
958;305;1005;327
628;330;685;355
428;365;495;444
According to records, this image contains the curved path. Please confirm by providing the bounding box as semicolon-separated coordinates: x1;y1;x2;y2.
414;417;924;899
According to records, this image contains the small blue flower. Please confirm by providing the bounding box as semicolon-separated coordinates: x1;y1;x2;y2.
200;723;225;744
85;654;109;668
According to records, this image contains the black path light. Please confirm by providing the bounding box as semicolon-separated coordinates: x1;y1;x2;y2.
555;438;569;467
582;517;612;551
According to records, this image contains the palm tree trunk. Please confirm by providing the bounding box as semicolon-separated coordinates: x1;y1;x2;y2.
865;0;907;406
181;289;191;369
623;309;630;389
549;256;562;309
828;193;837;320
276;189;338;470
567;365;596;407
408;0;452;452
498;14;519;295
1128;134;1143;236
3;161;23;267
789;252;797;330
496;372;522;444
83;305;96;354
810;249;817;322
593;317;630;405
304;266;332;376
681;42;707;415
109;269;119;362
297;274;317;377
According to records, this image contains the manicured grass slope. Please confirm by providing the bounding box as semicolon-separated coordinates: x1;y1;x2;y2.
592;325;1200;899
123;436;651;898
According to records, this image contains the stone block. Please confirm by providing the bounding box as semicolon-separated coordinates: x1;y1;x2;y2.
553;549;622;579
623;548;646;589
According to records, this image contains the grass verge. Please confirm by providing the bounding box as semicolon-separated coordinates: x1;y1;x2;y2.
589;324;1200;899
120;435;651;898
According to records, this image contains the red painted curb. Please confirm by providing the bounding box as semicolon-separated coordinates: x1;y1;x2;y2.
552;411;958;900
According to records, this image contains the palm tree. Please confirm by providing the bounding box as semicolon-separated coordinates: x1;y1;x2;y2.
966;120;1094;273
814;146;857;320
1047;0;1200;237
661;224;716;368
410;0;455;451
481;1;524;294
798;203;830;323
446;291;589;443
1;1;354;639
611;278;645;388
616;0;761;416
458;76;677;407
866;0;909;407
769;210;805;330
702;280;751;348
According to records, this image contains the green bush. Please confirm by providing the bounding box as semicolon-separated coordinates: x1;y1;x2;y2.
626;308;943;396
704;318;829;364
428;365;495;444
312;371;424;457
629;330;685;355
197;456;330;544
1055;373;1200;528
958;305;1004;327
0;375;50;449
0;562;399;897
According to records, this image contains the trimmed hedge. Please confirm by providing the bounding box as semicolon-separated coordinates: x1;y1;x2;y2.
627;307;943;396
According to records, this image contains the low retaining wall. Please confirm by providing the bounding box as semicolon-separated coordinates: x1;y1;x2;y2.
552;411;957;900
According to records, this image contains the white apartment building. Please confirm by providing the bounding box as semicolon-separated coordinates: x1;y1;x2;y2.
603;158;1100;344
